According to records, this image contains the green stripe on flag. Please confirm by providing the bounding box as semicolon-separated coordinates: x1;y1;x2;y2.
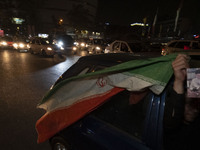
38;54;177;105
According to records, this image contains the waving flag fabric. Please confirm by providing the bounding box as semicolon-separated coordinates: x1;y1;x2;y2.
36;54;177;143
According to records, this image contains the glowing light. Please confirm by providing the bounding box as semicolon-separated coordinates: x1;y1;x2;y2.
47;47;52;50
19;43;25;48
130;23;149;26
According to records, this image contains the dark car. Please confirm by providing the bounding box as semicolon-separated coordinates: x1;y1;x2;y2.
52;34;74;55
37;53;200;150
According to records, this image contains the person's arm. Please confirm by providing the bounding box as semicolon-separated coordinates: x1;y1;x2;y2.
164;54;190;130
164;86;185;130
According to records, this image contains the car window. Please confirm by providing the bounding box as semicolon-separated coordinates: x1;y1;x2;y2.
192;42;200;49
175;42;190;49
113;42;120;50
121;43;129;52
93;90;151;139
168;42;178;47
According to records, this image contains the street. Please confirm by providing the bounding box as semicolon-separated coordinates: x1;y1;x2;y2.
0;49;80;150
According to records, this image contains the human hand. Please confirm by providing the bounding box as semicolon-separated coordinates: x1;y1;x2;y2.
172;54;190;94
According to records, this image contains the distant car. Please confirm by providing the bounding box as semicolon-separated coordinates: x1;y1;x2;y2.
52;34;74;55
0;36;14;49
72;38;90;54
29;37;56;57
104;40;149;54
37;53;182;150
13;38;30;52
161;40;200;56
87;38;108;54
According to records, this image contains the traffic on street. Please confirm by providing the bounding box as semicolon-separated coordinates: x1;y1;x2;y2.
0;49;80;150
1;0;200;150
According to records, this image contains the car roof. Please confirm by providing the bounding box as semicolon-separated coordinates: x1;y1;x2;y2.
54;53;156;86
76;53;154;66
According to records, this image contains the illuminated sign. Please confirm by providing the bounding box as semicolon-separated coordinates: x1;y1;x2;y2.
12;18;25;24
130;23;149;26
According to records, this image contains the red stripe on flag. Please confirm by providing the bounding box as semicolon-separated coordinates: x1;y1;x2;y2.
36;87;124;143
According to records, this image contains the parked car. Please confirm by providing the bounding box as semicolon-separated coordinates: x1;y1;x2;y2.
87;38;108;54
104;40;149;54
0;36;14;49
13;37;30;52
36;53;200;150
161;40;200;56
29;37;56;57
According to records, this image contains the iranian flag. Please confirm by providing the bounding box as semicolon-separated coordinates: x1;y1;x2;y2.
36;54;177;143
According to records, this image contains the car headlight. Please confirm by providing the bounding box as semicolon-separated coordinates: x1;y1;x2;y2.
13;43;18;48
104;49;110;53
47;47;52;50
1;41;7;46
56;41;64;48
96;46;101;50
19;43;25;48
80;42;86;47
72;46;77;51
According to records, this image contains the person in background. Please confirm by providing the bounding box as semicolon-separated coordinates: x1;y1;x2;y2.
163;54;200;150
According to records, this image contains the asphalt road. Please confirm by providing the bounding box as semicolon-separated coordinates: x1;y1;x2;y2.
0;49;80;150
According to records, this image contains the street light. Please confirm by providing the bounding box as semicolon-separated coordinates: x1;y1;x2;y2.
59;19;63;25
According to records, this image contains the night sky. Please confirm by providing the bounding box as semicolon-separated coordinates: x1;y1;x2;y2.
98;0;200;27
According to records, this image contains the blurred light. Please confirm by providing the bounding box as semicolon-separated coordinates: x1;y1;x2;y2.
13;43;18;48
74;42;78;46
80;42;85;47
38;33;49;38
56;41;64;48
130;23;149;26
96;46;101;50
12;18;25;24
72;46;77;51
105;22;110;25
19;43;25;48
194;34;199;39
1;41;7;46
3;51;10;62
59;19;63;25
47;47;52;50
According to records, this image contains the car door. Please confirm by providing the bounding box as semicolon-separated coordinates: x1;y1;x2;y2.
72;90;165;150
190;41;200;55
173;41;191;52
